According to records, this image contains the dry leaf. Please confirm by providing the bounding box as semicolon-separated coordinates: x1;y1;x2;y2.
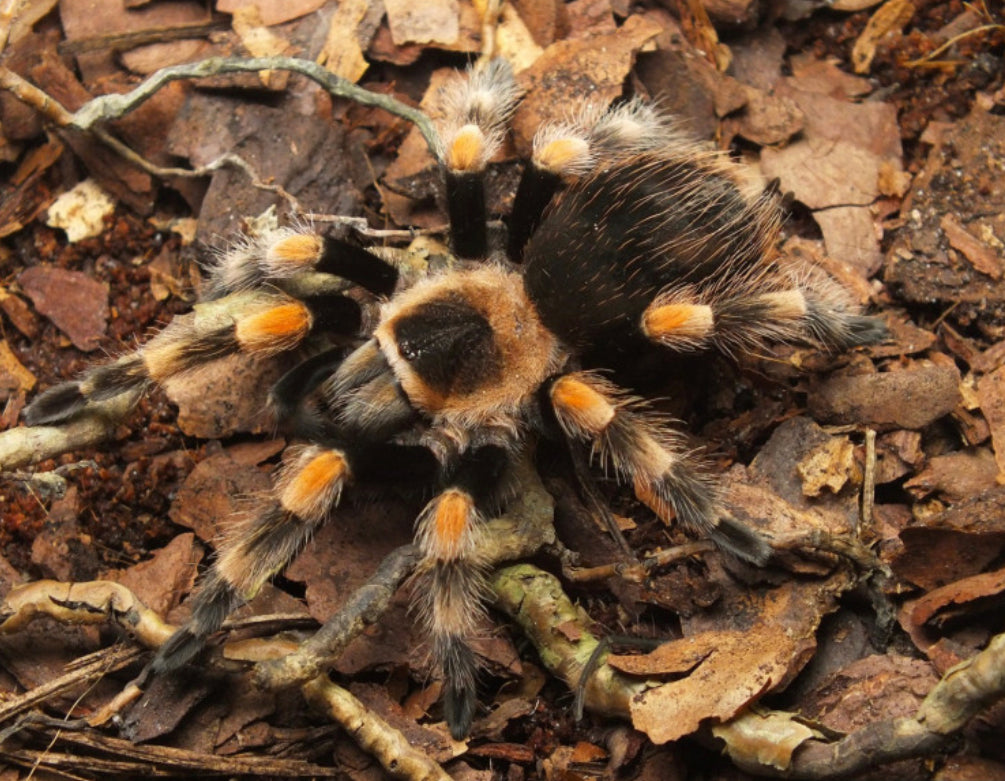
796;436;859;497
217;0;326;26
19;266;109;351
978;366;1005;479
712;710;822;772
851;0;916;74
941;213;1004;280
512;14;662;149
385;0;460;46
629;578;845;743
317;0;371;83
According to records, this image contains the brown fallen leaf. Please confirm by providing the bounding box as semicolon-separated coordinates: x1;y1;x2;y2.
800;654;938;732
168;440;283;543
101;533;201;618
163;352;287;438
19;266;109;351
60;0;212;82
903;449;998;503
904;567;1005;634
217;0;326;26
512;14;663;150
760;83;902;274
385;0;460;46
892;487;1005;591
628;576;848;743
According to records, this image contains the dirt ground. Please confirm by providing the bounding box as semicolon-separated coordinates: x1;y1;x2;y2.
1;0;1004;779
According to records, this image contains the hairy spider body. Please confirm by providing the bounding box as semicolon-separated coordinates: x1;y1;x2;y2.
22;61;885;739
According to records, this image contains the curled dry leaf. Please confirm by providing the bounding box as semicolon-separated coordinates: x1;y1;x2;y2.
851;0;917;74
902;567;1005;643
712;709;823;773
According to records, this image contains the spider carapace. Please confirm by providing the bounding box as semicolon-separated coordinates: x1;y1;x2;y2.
23;59;885;738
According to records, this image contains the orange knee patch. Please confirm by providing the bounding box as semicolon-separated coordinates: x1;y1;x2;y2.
642;303;714;343
536;137;590;174
551;376;616;434
280;449;348;520
447;125;486;172
267;233;323;269
433;490;475;561
236;302;312;353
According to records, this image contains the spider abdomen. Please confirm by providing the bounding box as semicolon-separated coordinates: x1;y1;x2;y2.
522;153;779;356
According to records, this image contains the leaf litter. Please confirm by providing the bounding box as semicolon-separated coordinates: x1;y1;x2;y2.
0;0;1004;778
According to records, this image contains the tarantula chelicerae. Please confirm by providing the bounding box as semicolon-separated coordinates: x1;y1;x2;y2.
23;60;885;738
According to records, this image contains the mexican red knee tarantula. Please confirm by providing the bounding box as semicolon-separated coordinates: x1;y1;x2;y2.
23;59;885;738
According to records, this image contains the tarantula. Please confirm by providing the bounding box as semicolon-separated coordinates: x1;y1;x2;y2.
22;59;885;738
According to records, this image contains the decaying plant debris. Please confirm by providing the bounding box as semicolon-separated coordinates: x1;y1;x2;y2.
1;0;1004;778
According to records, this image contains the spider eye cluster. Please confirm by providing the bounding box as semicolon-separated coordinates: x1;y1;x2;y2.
20;58;887;742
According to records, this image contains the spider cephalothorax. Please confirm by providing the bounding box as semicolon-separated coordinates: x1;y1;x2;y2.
22;59;885;738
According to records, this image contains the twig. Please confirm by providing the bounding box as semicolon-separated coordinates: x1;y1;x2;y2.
491;563;648;720
57;19;231;56
303;677;451;781
65;56;441;160
903;24;1005;68
254;544;421;690
0;392;140;471
0;0;20;54
860;428;876;533
5;725;339;777
0;645;145;726
0;54;442;213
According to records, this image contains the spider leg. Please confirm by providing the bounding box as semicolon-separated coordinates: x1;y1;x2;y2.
269;346;350;434
23;290;361;426
509;100;689;261
641;269;887;355
546;372;772;565
152;440;440;673
437;59;521;259
152;443;352;672
205;229;399;300
414;443;510;739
